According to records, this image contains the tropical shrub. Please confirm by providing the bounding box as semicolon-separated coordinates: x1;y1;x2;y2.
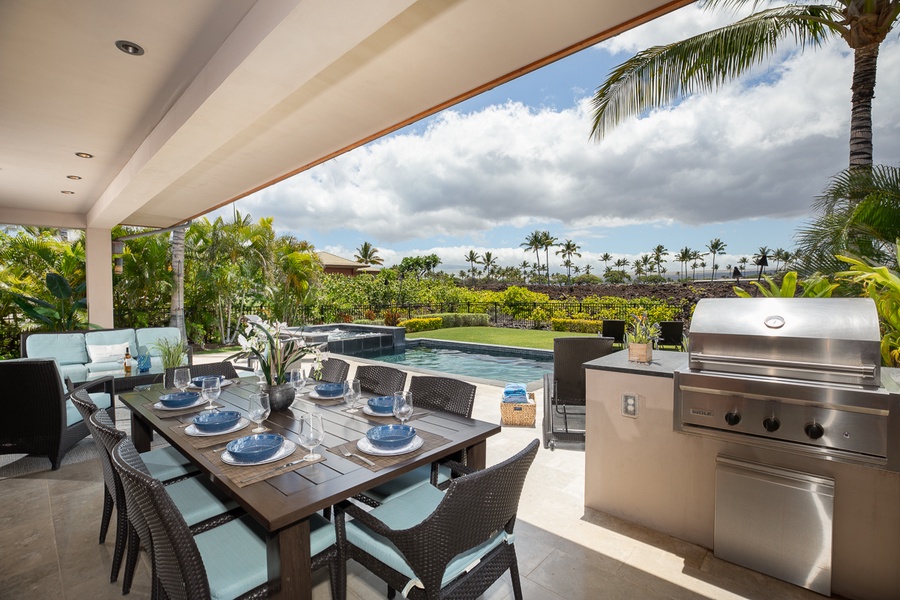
734;272;837;298
12;272;91;331
383;310;402;327
418;313;490;328
400;317;442;333
837;249;900;367
551;318;603;333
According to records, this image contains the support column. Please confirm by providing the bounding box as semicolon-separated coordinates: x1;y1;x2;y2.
85;228;114;328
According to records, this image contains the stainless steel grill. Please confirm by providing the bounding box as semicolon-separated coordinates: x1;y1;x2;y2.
674;298;900;470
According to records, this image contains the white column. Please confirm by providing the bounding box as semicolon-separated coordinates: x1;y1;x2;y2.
85;228;114;328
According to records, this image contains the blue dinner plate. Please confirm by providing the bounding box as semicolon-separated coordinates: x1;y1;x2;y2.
226;434;284;463
366;424;416;450
367;396;394;414
314;382;344;398
192;410;241;433
192;375;224;387
158;391;201;408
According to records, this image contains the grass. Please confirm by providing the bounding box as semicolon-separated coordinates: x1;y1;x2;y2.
407;327;595;350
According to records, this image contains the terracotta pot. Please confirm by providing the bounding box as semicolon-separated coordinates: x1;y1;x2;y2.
627;343;653;364
262;382;296;411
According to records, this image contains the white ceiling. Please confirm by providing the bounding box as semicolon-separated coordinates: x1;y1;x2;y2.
0;0;687;231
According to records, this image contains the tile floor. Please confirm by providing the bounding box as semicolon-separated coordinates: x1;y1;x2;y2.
0;355;831;600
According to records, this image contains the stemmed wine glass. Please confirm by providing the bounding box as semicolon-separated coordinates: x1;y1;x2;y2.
248;392;270;433
392;390;413;425
173;367;191;393
298;413;324;461
290;368;306;398
344;379;362;413
201;377;221;413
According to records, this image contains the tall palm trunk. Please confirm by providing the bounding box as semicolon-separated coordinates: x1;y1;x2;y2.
849;43;879;168
168;225;187;341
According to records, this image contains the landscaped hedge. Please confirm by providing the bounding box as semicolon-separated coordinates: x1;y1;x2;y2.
551;318;603;333
400;317;443;333
418;313;490;328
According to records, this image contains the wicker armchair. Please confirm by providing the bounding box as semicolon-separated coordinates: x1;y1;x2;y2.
318;358;350;383
542;336;614;450
111;437;343;600
164;361;239;387
354;364;407;396
0;358;114;470
337;439;539;600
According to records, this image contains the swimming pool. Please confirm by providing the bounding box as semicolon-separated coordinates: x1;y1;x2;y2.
362;340;553;384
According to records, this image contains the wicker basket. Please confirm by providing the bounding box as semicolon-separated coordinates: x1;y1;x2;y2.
501;401;536;427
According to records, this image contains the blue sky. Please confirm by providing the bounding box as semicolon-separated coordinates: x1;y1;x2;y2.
222;2;900;276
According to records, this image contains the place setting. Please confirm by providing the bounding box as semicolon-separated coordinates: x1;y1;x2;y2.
148;389;223;418
343;390;432;423
170;410;251;449
305;381;346;405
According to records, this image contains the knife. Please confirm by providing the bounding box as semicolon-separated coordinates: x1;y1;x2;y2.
239;458;308;484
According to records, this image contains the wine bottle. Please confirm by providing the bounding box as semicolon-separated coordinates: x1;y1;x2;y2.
124;346;132;374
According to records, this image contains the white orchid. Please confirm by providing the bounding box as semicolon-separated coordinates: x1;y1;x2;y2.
239;318;320;386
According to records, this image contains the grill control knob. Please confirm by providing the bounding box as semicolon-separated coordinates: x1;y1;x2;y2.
763;417;781;432
805;422;825;440
724;412;742;426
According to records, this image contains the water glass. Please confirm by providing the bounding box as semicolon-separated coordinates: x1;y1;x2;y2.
290;368;306;396
201;377;221;412
344;379;362;413
299;413;324;461
392;390;413;424
249;392;270;433
173;367;191;392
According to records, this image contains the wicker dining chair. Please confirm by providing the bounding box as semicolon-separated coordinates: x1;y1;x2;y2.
112;437;343;600
164;361;238;387
354;364;407;396
318;358;350;383
337;439;539;600
600;319;626;348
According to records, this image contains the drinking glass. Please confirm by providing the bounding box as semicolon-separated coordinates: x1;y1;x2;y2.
392;390;413;425
344;379;362;413
173;367;191;393
290;368;306;397
201;377;221;412
254;363;266;386
299;413;324;461
248;392;270;433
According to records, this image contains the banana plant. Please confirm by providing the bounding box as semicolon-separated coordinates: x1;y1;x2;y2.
733;271;838;299
13;272;91;331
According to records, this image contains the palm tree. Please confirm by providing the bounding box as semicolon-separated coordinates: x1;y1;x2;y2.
168;224;188;340
539;231;557;284
521;231;543;279
464;250;481;285
651;244;669;278
555;239;582;284
706;239;727;280
481;251;498;281
738;256;750;274
583;263;593;276
589;0;900;170
690;249;704;280
354;241;383;266
700;260;708;279
754;246;771;280
675;246;693;279
518;260;531;283
600;252;613;273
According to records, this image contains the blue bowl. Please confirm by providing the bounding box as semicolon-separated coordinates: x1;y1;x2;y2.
226;434;284;463
192;411;241;433
367;396;394;414
315;382;344;398
192;375;224;387
366;425;416;450
158;391;201;408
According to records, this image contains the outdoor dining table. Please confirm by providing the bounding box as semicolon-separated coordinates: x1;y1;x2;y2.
119;379;501;600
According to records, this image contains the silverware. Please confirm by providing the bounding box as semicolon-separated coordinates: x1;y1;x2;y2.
239;458;308;484
339;446;376;467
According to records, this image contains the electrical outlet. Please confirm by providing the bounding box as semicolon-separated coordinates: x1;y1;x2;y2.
622;393;638;418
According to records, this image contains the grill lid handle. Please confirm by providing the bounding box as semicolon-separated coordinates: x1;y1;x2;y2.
690;353;877;379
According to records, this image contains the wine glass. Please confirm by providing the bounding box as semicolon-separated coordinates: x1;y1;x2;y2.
344;379;362;413
201;377;221;412
290;368;306;398
254;363;266;386
248;392;270;433
298;413;324;461
173;367;191;393
392;390;413;425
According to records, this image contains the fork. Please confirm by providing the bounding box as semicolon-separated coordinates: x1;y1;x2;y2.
339;446;376;467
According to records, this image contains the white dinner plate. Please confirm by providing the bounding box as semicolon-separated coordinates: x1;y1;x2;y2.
308;390;344;401
187;379;234;390
362;405;394;418
184;417;250;437
153;397;208;411
357;435;424;457
221;439;297;466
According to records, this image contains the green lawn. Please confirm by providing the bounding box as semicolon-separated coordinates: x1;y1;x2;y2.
407;327;595;350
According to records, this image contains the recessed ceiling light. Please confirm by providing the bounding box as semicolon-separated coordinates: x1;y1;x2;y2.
61;190;75;195
115;40;145;56
75;152;93;159
67;175;82;180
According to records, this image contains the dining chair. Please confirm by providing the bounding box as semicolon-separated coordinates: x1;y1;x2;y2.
355;364;407;396
89;405;242;594
656;321;685;351
318;358;350;383
359;376;477;506
0;358;114;470
337;439;539;600
164;361;238;387
111;436;344;600
600;319;626;347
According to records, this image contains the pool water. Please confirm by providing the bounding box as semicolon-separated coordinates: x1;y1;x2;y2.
367;343;552;383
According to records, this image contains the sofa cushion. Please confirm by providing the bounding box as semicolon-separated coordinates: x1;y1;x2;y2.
136;327;181;357
86;342;129;364
84;330;137;355
87;361;124;373
26;333;87;365
58;363;89;383
65;391;112;427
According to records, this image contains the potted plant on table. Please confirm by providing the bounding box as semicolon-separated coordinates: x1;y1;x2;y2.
626;311;661;364
238;318;322;410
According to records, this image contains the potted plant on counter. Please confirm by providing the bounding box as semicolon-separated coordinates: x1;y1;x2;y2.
626;311;660;364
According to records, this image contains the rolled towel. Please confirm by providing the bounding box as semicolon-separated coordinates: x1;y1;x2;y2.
503;383;527;396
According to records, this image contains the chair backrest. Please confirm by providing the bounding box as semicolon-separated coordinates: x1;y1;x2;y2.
111;437;211;600
164;361;238;388
408;376;476;417
318;358;349;383
71;390;119;497
394;439;540;593
355;365;407;396
658;321;684;348
0;358;66;457
600;319;625;344
553;337;614;402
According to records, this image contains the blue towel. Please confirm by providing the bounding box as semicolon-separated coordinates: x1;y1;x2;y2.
503;383;528;402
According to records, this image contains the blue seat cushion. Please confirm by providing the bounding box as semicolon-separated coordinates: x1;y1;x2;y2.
166;476;238;527
65;391;112;427
142;446;199;481
194;515;269;600
26;333;87;365
364;464;451;504
346;483;511;595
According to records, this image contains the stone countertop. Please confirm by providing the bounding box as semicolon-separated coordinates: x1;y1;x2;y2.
583;349;687;379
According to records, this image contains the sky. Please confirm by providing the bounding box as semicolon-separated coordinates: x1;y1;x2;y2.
217;2;900;276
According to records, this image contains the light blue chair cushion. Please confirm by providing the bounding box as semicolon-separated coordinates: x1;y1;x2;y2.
142;446;199;481
58;363;89;383
166;476;238;527
136;327;181;356
64;391;112;427
26;333;87;365
346;483;511;595
365;464;451;504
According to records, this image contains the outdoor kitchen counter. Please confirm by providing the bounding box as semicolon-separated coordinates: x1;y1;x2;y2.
583;351;900;600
